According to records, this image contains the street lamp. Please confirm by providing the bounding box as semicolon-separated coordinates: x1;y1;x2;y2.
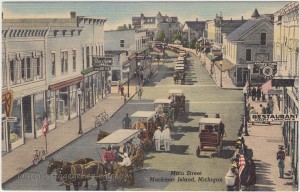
77;88;83;134
137;61;141;86
220;61;223;87
127;69;130;98
242;87;250;136
247;64;251;98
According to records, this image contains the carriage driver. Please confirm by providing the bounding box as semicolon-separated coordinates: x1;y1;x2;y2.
103;146;116;174
118;153;132;167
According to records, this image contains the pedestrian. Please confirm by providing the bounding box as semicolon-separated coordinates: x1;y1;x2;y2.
277;145;285;178
153;127;162;152
251;86;257;101
219;121;225;138
268;96;274;114
266;103;270;114
122;113;132;129
120;86;124;96
262;92;266;102
256;86;262;101
259;104;267;114
138;86;143;100
162;125;171;152
123;94;127;103
277;94;281;111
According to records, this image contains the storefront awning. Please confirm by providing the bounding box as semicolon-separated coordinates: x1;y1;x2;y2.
49;76;84;91
215;59;235;72
136;47;149;54
153;47;162;53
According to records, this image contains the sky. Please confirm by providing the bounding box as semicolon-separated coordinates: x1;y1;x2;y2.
2;1;293;30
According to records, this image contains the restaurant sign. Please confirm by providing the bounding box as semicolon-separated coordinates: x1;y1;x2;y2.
92;57;113;67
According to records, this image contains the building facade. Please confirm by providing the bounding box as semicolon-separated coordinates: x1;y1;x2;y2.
223;9;274;86
2;12;107;153
273;1;299;185
182;20;206;47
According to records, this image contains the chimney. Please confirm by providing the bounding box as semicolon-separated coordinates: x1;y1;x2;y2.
241;16;244;21
141;13;144;18
196;18;198;21
70;11;76;19
128;24;132;29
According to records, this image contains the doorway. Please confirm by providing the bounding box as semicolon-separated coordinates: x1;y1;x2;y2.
22;95;33;137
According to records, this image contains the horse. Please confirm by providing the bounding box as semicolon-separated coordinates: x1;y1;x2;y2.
47;158;94;189
97;130;109;141
56;161;107;191
130;146;144;170
105;160;134;186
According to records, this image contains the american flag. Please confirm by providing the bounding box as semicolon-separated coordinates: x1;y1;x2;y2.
42;118;48;136
239;155;246;179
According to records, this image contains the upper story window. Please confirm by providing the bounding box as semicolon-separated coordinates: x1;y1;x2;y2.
86;47;90;68
51;53;56;76
72;50;76;71
61;51;68;74
10;60;15;83
36;57;41;77
120;40;125;48
21;58;26;79
246;49;252;61
26;58;31;79
261;33;266;45
62;30;67;36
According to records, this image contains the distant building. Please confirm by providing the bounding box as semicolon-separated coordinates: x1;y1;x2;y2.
132;12;181;43
208;14;247;44
2;12;107;152
182;19;206;47
273;1;299;185
104;29;150;84
222;9;274;86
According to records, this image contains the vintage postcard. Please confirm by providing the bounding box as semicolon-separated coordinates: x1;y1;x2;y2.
1;1;299;191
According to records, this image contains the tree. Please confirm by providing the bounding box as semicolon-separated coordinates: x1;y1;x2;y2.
172;33;182;43
190;37;198;49
155;31;166;42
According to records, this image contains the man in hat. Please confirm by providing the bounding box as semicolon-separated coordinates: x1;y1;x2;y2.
153;127;162;151
122;113;132;129
277;145;285;178
162;125;171;152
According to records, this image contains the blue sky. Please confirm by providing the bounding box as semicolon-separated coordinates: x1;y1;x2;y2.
2;1;292;30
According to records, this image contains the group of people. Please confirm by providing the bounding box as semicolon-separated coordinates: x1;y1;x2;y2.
250;86;266;102
102;145;132;170
153;125;172;152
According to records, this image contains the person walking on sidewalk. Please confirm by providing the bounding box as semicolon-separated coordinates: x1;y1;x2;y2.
259;104;267;114
120;86;124;96
268;96;274;114
251;86;257;101
153;127;162;151
277;145;285;178
256;86;262;101
138;86;143;100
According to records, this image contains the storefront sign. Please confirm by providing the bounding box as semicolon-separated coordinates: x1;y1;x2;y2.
254;62;277;79
250;114;298;122
268;89;283;95
272;78;295;87
92;57;113;67
93;66;111;71
6;116;17;122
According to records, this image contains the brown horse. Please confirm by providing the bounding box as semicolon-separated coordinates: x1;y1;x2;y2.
56;161;107;191
131;146;144;170
47;158;94;189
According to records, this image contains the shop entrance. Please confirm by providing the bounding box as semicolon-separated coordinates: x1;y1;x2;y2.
22;95;33;137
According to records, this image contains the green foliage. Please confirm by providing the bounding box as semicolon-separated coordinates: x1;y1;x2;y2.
155;31;166;42
190;37;198;49
172;33;182;42
117;25;128;31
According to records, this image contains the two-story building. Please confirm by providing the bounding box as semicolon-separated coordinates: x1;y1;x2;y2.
222;9;274;86
182;19;206;47
2;12;107;152
273;1;299;184
104;29;150;85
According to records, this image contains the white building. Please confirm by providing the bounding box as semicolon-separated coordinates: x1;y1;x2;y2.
273;2;299;185
2;12;107;152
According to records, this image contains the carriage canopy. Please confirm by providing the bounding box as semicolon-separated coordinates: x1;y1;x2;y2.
153;99;172;105
97;129;140;148
178;56;185;61
175;64;185;68
199;118;221;125
168;89;183;95
130;111;156;120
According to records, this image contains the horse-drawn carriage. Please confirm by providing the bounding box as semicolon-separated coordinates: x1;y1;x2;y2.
168;89;186;118
179;50;187;57
97;129;144;186
198;117;223;156
130;111;157;152
173;66;185;85
153;99;174;126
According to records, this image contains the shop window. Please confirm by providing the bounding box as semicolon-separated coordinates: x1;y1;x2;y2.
246;49;252;61
34;93;45;132
51;53;56;76
261;33;266;45
112;70;121;81
9;99;22;144
73;50;76;71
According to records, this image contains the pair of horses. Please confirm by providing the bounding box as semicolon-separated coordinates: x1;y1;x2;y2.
47;158;107;191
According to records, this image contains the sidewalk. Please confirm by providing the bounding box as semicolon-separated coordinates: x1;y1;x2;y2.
179;47;241;90
244;96;297;191
2;60;164;184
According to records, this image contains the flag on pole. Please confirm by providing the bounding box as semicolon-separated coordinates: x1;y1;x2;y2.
238;154;246;179
42;118;48;136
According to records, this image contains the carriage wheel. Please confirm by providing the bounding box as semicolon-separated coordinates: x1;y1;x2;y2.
142;139;153;152
115;167;129;186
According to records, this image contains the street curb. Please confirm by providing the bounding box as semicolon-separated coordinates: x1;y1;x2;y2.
2;59;166;186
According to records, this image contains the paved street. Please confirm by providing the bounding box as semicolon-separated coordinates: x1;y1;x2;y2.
3;50;244;191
